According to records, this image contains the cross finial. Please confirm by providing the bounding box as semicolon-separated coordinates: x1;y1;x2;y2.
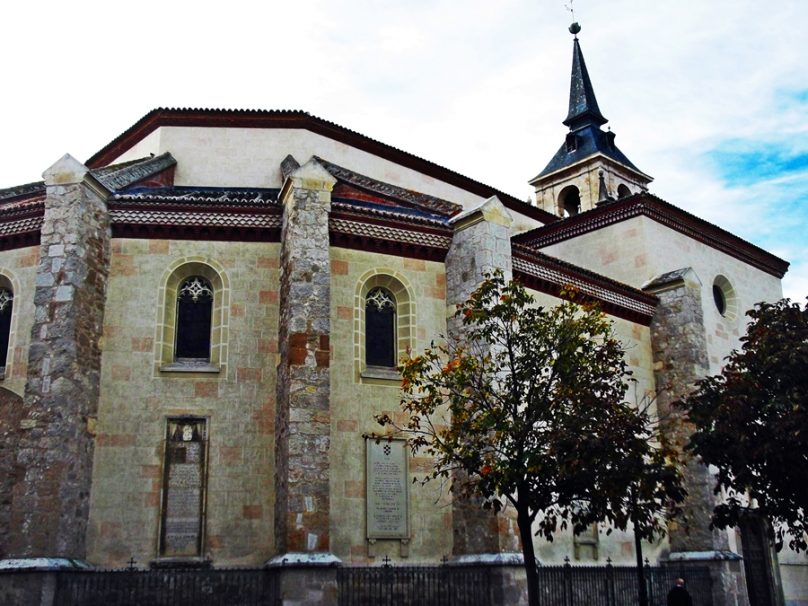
565;1;581;38
127;557;136;571
441;555;449;566
382;555;392;568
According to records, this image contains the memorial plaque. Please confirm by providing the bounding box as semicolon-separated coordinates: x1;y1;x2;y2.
160;418;207;558
366;438;409;539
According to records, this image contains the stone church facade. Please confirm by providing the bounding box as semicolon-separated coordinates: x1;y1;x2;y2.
0;29;804;606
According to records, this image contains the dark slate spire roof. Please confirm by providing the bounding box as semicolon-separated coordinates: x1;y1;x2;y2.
532;26;648;182
564;36;607;130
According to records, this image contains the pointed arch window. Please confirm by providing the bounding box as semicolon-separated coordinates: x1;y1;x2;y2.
0;287;12;371
365;287;396;368
175;276;213;361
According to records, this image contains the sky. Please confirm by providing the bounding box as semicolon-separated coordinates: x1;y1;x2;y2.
1;0;806;300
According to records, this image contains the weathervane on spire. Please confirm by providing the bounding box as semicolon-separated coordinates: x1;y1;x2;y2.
565;1;581;37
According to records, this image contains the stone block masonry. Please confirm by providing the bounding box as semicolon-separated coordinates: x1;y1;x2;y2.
274;158;337;556
645;268;749;606
444;196;518;556
7;155;111;559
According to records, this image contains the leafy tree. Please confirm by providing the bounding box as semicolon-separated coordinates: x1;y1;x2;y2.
377;273;685;606
680;298;808;552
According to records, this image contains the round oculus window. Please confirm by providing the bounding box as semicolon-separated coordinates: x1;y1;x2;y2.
712;275;737;320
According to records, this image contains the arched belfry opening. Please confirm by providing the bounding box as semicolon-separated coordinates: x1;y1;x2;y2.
617;184;632;199
559;185;581;217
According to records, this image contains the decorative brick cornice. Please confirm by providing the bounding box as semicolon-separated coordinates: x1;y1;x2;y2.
85;108;557;225
0;200;45;250
514;193;789;278
330;207;452;262
512;243;658;325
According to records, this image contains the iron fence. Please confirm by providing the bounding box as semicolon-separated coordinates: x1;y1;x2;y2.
53;566;279;606
47;560;712;606
535;563;713;606
337;564;491;606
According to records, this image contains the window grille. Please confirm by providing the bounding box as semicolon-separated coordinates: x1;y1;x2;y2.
175;277;213;360
365;287;396;368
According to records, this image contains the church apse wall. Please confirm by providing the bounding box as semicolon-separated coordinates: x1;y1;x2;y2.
328;246;452;564
0;246;39;396
539;214;783;373
88;239;280;567
522;287;666;566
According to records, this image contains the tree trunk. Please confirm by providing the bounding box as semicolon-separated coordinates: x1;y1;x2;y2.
634;521;649;606
517;505;540;606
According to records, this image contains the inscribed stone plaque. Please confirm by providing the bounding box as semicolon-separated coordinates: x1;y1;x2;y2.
160;418;207;557
366;438;409;539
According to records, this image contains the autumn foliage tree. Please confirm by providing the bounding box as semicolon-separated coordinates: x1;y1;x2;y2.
680;298;808;552
377;273;685;606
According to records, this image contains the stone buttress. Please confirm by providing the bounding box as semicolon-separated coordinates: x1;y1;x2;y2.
270;157;340;602
6;155;111;561
644;268;749;606
445;196;516;557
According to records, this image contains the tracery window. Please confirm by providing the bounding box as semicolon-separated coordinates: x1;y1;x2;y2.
175;277;214;361
365;287;397;368
0;287;13;371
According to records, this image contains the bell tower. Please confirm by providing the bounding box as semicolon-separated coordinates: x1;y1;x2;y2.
531;23;652;217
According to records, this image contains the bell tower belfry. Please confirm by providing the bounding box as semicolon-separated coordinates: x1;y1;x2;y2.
530;23;652;217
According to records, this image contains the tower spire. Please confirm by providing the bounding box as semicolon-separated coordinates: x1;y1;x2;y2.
528;21;653;217
563;24;608;130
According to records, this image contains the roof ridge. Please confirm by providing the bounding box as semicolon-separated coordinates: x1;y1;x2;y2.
84;107;557;225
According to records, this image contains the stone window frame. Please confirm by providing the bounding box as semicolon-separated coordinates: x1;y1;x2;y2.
0;270;20;382
355;270;415;382
712;274;738;322
155;258;230;375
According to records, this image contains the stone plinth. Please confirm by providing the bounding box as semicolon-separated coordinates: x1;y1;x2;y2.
0;557;91;606
266;553;340;606
665;551;749;606
274;158;336;555
8;155;110;559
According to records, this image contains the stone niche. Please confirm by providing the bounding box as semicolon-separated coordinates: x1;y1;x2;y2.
158;417;208;561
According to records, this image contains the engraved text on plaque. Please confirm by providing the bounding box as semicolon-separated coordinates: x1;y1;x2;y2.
160;418;207;558
366;438;409;539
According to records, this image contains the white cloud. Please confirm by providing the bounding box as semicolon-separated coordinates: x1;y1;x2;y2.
1;0;805;295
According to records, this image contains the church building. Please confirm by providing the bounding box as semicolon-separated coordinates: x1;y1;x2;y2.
0;23;803;606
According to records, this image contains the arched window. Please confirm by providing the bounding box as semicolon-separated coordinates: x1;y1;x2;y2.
354;270;415;381
617;184;632;199
175;276;213;361
156;259;229;374
365;287;397;368
0;286;12;371
558;185;581;217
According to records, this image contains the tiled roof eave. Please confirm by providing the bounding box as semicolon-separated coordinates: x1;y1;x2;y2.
512;247;658;325
530;152;652;185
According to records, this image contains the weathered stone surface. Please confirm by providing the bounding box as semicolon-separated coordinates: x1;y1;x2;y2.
444;196;516;556
274;159;336;555
7;155;111;559
0;388;24;558
645;268;748;606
